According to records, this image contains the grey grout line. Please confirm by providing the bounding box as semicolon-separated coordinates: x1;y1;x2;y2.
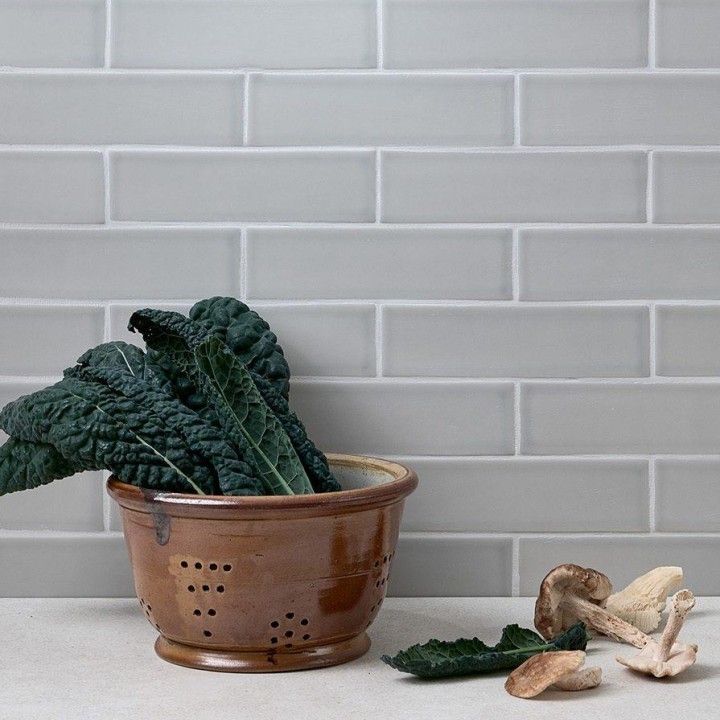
513;382;521;455
102;148;111;223
649;0;657;69
649;303;657;376
511;538;520;597
511;228;520;301
646;149;654;222
375;149;382;223
239;227;248;301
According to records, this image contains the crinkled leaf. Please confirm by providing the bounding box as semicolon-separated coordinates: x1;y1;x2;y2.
381;622;589;678
129;309;313;495
72;356;261;497
0;437;84;495
0;377;215;495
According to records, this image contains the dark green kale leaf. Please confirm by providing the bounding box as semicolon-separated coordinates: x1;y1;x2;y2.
70;343;261;496
129;309;314;495
0;376;216;495
381;622;589;679
0;437;84;496
141;298;340;493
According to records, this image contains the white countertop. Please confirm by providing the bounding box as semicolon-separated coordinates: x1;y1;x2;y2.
1;597;716;720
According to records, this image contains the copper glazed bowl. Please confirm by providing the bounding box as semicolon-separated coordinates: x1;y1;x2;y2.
107;453;417;673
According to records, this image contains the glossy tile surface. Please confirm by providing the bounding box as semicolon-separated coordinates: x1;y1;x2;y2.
0;306;104;376
522;74;720;145
0;0;105;67
656;306;720;376
111;0;376;69
381;151;647;222
247;227;512;300
110;150;375;222
398;457;649;532
388;534;513;596
249;73;513;146
0;74;243;145
383;0;647;69
657;0;720;67
653;152;720;223
0;229;241;299
522;383;720;454
520;228;720;300
289;381;514;455
383;305;649;377
655;459;720;531
0;151;104;223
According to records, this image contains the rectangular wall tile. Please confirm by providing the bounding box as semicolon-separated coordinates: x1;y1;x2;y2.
0;306;104;376
656;306;720;376
397;457;649;532
247;228;512;300
653;152;720;223
381;151;647;222
657;0;720;67
112;0;375;69
522;383;720;454
0;229;241;300
0;74;243;146
289;381;514;455
383;0;647;69
656;459;720;531
0;472;103;531
520;536;720;596
522;74;720;145
0;151;104;224
248;73;513;146
254;305;376;377
110;150;375;222
0;0;105;67
388;535;512;596
383;305;649;378
520;228;720;301
0;534;134;597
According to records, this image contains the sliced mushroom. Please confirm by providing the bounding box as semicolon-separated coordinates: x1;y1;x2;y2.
534;564;652;649
606;566;683;633
617;589;698;678
505;651;602;698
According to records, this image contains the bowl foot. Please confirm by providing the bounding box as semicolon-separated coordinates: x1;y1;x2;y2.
154;633;371;673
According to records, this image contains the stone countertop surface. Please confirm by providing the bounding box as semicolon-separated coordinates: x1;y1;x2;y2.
1;597;716;720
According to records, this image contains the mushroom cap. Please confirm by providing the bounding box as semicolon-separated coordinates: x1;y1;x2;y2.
505;651;586;698
605;566;683;633
617;640;698;678
535;564;613;639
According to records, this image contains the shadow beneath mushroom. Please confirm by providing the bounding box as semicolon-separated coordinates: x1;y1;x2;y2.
526;685;610;702
617;663;719;685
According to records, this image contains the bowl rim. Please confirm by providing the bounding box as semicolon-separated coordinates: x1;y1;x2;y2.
106;453;418;518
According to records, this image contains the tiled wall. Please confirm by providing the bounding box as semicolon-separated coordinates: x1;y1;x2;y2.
1;0;719;597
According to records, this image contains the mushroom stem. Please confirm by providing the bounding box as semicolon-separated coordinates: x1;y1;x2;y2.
658;590;696;662
562;593;652;648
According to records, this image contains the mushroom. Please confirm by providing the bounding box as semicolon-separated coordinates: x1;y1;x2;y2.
605;566;683;633
616;589;698;678
534;564;652;649
505;651;602;698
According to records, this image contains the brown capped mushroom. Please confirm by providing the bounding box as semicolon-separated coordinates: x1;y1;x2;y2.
505;651;602;698
617;589;698;678
605;566;683;633
535;564;652;648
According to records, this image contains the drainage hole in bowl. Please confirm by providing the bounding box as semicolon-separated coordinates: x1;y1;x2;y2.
223;564;232;572
202;584;210;592
270;637;278;644
209;563;218;571
208;609;217;617
300;618;309;626
217;585;225;593
302;634;311;641
187;585;195;592
270;620;279;628
285;630;293;638
193;609;201;617
203;630;213;638
195;562;202;570
180;561;188;568
285;612;294;619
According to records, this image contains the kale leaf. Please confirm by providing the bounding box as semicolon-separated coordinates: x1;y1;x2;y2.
381;622;589;678
129;309;314;495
